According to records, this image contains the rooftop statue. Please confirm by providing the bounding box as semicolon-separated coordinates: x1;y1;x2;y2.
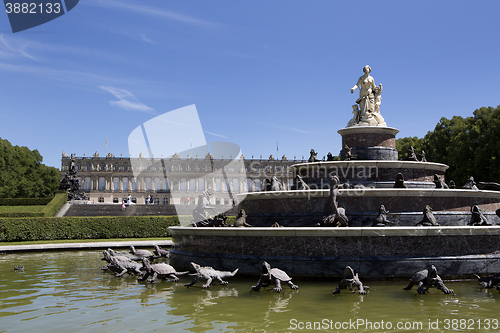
348;65;387;127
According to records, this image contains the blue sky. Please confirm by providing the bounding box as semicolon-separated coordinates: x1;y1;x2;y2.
1;0;499;169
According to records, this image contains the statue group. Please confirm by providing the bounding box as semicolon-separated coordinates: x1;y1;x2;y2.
348;65;387;127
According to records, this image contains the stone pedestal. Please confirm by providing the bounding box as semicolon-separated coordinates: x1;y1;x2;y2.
338;126;399;161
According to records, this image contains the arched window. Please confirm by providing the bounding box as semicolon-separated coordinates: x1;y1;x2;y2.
131;179;137;191
215;198;221;205
163;179;169;192
84;178;91;191
198;178;205;192
215;179;221;192
180;197;186;205
224;198;229;205
232;179;239;192
154;197;160;205
154;178;161;192
98;197;104;203
189;179;196;192
145;178;152;191
113;178;119;191
246;179;252;192
113;197;118;203
98;178;106;191
254;179;260;192
224;179;230;192
180;178;187;191
189;197;196;205
122;178;129;192
163;197;169;205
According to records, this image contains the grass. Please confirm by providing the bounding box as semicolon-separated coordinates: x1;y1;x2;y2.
0;237;173;246
0;206;45;213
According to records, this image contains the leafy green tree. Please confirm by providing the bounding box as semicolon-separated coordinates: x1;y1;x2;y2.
396;105;500;185
0;138;60;198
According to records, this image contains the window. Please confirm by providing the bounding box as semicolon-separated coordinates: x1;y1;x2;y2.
215;198;221;205
122;178;128;192
98;178;106;191
180;178;187;191
163;197;169;205
147;166;151;171
247;179;252;192
154;178;161;192
131;179;137;191
215;179;221;192
132;197;137;203
154;197;160;205
113;178;119;191
113;197;118;203
124;165;128;171
145;178;152;191
180;197;186;205
198;178;204;192
114;165;119;171
224;179;230;192
100;165;105;171
254;179;260;192
163;179;169;192
232;179;239;192
189;197;196;205
98;197;104;203
189;179;195;192
87;164;91;171
77;165;81;171
224;198;229;205
84;178;91;191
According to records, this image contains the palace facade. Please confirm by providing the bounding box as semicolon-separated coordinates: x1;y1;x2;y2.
60;151;299;205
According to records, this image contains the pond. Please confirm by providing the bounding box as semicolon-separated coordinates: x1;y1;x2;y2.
1;250;499;333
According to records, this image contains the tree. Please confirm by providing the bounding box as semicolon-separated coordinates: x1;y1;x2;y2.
396;105;500;185
0;138;60;198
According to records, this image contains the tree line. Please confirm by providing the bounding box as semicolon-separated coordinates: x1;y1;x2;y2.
0;138;60;198
396;105;500;186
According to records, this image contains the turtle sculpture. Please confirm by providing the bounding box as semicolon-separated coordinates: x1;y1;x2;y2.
403;265;454;294
251;261;299;293
393;173;407;188
107;248;143;261
138;258;188;283
185;262;239;288
433;174;449;189
109;256;144;277
332;266;369;295
474;273;500;289
129;245;154;259
153;245;170;258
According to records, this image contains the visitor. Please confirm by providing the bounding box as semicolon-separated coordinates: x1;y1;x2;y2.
121;200;126;210
127;194;131;206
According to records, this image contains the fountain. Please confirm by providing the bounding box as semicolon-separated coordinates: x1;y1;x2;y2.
169;66;500;278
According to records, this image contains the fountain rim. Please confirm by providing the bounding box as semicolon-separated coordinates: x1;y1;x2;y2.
169;225;500;237
291;160;449;172
235;188;500;201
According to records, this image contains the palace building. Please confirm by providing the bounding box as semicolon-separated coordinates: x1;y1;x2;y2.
60;151;299;205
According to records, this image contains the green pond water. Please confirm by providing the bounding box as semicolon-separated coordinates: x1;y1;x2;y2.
1;250;500;333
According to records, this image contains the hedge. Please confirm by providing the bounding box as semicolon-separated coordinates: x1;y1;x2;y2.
0;192;67;218
0;197;54;206
0;215;180;242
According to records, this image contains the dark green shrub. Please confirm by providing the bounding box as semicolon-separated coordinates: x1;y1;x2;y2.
0;215;180;242
0;197;53;206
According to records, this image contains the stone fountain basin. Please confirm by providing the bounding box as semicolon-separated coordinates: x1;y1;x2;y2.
237;189;500;227
169;225;500;279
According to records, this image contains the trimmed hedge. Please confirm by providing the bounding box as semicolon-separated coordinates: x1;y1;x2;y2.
0;197;54;206
0;192;67;218
41;192;68;217
0;215;180;242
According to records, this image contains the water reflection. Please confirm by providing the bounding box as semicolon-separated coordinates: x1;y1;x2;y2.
1;251;500;332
